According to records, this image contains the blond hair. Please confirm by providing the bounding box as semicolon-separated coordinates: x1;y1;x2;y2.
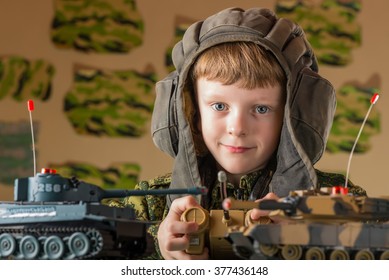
191;42;286;89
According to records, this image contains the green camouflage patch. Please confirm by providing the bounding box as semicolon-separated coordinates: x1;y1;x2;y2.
49;161;140;190
64;65;156;137
316;169;367;195
165;16;194;72
0;56;54;101
0;121;39;185
327;81;380;153
51;0;144;53
276;0;361;66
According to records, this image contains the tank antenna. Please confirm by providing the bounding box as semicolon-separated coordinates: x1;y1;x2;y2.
218;171;228;200
27;99;36;176
345;93;379;188
218;171;231;222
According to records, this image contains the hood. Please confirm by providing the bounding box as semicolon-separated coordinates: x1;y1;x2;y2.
151;7;336;203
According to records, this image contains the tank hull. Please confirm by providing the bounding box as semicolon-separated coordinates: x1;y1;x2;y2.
0;202;153;259
228;221;389;260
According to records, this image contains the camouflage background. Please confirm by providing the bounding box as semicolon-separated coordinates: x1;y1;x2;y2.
64;66;156;137
276;0;361;66
0;0;386;198
0;56;54;101
328;81;380;153
51;0;144;53
49;161;140;189
0;121;38;185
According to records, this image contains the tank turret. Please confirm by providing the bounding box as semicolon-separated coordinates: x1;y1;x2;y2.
14;168;206;203
223;187;389;260
0;169;207;260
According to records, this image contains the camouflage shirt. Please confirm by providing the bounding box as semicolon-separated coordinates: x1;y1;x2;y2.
109;169;366;259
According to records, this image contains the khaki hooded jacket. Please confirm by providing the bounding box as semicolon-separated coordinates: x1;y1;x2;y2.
151;7;365;202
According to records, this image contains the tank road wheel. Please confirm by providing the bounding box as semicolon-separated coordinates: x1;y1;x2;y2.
379;250;389;260
86;229;103;256
258;244;279;257
329;249;350;260
0;233;16;257
44;236;65;260
281;245;302;260
19;235;40;259
305;247;325;260
355;249;374;260
68;232;90;257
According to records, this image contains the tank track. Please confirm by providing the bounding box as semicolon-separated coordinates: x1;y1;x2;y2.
0;225;111;260
250;242;389;260
230;238;389;260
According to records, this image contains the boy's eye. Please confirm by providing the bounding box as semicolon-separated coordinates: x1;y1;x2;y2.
211;103;226;111
255;105;269;114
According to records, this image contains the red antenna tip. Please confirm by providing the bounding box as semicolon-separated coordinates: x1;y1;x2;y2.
371;93;379;104
27;100;34;111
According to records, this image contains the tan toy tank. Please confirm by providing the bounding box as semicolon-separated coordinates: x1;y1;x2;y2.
180;171;273;260
223;187;389;260
181;205;248;259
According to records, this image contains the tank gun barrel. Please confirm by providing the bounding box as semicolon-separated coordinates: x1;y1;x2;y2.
223;196;299;216
14;171;208;203
258;199;294;210
101;187;208;199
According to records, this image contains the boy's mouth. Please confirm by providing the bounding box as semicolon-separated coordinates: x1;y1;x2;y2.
222;144;252;153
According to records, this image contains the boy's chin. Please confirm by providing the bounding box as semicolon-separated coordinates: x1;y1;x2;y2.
220;165;262;176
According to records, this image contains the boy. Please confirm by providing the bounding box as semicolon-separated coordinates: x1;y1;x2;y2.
114;7;366;259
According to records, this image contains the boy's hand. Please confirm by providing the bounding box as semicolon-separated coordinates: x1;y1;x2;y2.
249;192;280;221
157;195;209;260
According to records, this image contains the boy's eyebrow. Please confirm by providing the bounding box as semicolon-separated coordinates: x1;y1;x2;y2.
199;93;280;106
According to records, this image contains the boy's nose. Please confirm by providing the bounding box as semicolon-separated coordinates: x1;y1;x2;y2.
227;113;247;137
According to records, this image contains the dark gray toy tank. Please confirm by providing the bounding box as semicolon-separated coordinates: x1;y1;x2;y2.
0;168;206;260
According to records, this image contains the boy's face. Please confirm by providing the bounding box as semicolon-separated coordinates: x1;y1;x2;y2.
196;78;284;178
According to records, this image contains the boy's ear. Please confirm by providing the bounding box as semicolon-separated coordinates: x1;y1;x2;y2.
151;71;179;158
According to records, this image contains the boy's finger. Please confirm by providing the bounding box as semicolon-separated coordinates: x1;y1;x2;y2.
165;235;191;251
168;196;202;218
166;220;199;235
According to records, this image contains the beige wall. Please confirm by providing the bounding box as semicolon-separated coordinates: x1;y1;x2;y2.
0;0;388;200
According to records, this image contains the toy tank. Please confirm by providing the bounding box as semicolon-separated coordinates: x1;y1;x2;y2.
223;186;389;260
0;168;206;260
